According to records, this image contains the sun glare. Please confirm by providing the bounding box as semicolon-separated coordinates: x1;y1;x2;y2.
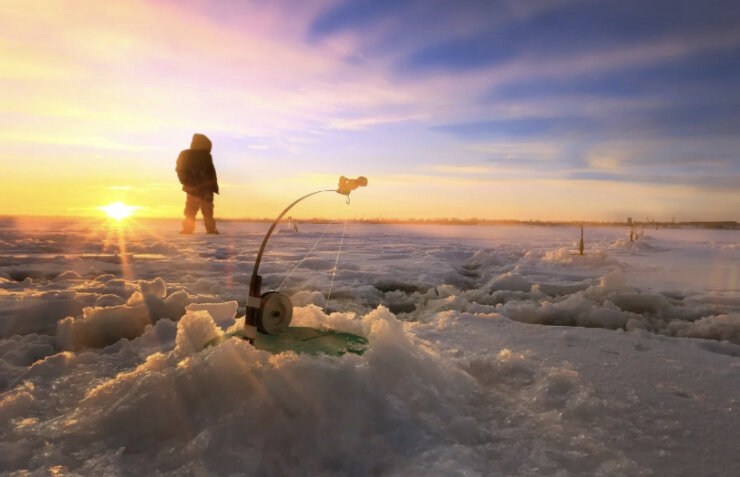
100;202;138;220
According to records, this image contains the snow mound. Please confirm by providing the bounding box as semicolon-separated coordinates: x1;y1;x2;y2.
543;247;619;266
485;271;532;292
184;301;238;325
609;238;666;252
138;278;167;299
94;294;125;307
46;307;528;476
668;314;740;344
2;221;739;475
173;310;222;357
464;248;522;269
54;271;82;281
57;304;153;351
56;278;190;351
290;290;326;308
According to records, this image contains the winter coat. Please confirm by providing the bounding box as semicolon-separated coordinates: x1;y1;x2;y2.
176;134;219;199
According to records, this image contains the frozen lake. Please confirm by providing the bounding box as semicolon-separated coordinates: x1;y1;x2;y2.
1;218;738;475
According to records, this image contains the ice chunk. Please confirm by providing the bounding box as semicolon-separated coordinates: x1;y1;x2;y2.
139;277;166;299
0;381;35;425
54;271;82;281
669;314;740;344
95;294;125;307
164;289;191;308
57;304;152;351
174;310;222;356
290;290;326;308
184;301;238;324
486;272;532;292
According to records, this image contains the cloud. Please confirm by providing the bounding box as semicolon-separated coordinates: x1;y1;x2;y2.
398;0;740;73
434;117;598;139
328;113;425;130
467;142;561;161
2;0;739;219
0;0;412;140
431;165;491;174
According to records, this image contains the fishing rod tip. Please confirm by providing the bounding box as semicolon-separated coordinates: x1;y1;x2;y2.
337;176;368;195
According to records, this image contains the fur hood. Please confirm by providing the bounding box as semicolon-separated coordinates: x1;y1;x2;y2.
190;133;212;152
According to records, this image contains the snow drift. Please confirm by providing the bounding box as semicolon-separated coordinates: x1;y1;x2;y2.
0;219;738;475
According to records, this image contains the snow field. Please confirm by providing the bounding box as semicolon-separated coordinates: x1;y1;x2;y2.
0;218;738;475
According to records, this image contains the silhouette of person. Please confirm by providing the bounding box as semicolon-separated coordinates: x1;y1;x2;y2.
176;133;220;234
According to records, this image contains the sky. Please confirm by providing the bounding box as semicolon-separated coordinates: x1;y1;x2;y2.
1;0;739;221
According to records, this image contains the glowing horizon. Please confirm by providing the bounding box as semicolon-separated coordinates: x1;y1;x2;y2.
2;0;739;222
99;202;140;221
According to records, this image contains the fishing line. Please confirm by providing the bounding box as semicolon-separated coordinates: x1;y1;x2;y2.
324;218;348;314
277;220;335;291
244;176;367;339
276;201;347;292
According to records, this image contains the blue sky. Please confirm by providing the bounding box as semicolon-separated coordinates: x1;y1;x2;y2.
2;0;739;219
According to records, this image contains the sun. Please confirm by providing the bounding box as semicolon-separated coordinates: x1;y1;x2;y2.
100;202;138;220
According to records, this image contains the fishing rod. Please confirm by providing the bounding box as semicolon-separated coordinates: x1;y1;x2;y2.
244;176;368;341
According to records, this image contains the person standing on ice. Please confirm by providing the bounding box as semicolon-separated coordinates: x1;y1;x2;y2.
176;133;220;234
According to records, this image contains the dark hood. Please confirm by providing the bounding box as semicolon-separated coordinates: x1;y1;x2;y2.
190;133;212;152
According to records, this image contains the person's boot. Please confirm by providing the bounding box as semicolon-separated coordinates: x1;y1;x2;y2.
206;229;220;235
181;216;196;234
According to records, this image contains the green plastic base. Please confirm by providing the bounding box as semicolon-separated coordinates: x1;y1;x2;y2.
205;327;369;356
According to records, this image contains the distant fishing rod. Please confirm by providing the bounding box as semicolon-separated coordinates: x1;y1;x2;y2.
244;176;368;341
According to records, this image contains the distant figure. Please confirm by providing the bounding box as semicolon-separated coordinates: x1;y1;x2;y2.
176;133;220;234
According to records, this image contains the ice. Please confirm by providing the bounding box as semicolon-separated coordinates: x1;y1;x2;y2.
485;271;533;292
184;301;238;325
55;276;191;351
173;310;223;356
289;290;327;308
139;277;167;299
57;303;153;351
0;219;738;475
94;294;126;307
54;271;82;281
543;247;619;267
668;314;740;344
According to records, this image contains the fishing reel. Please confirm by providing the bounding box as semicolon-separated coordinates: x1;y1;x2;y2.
250;291;293;335
244;176;368;341
244;266;293;340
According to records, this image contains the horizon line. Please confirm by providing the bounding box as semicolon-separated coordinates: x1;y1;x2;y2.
1;214;738;228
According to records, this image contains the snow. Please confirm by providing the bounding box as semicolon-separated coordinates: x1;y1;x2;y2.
185;301;239;326
0;217;739;475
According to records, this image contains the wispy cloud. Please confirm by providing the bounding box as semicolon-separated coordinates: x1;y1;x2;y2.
430;165;491;174
2;0;739;219
328;113;425;130
468;142;561;161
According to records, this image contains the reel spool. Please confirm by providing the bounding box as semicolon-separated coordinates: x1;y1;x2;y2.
245;176;367;340
257;291;293;335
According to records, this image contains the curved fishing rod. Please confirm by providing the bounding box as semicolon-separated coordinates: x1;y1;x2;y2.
251;189;334;279
245;176;367;340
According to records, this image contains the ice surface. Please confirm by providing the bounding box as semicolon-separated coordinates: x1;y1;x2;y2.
0;218;738;475
185;301;238;325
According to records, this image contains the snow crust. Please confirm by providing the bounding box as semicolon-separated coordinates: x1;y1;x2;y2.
0;218;738;475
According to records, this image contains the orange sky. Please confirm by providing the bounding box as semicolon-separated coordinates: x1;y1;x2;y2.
2;0;739;222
